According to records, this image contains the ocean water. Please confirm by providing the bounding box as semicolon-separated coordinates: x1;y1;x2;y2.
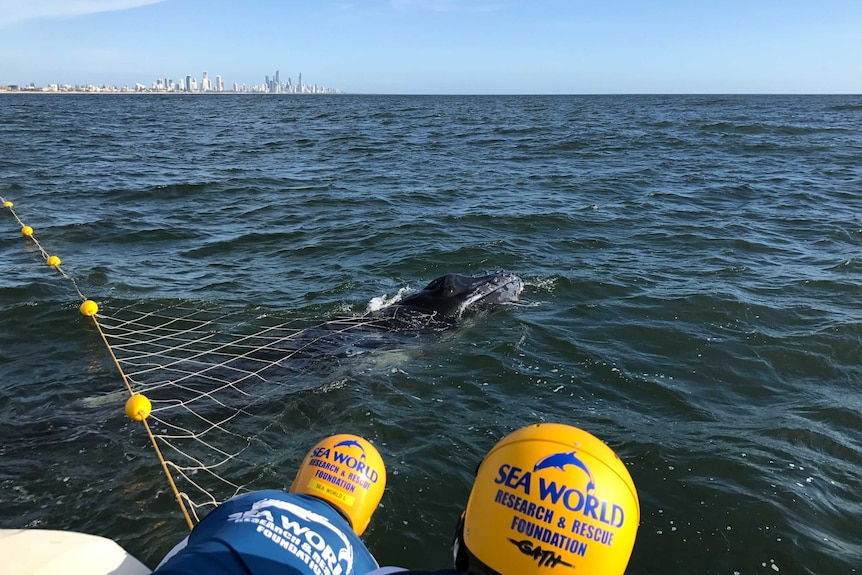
1;93;861;575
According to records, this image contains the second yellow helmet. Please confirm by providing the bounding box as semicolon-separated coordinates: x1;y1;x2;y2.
290;433;386;536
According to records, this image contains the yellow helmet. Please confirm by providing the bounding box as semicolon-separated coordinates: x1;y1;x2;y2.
289;434;386;536
455;423;639;575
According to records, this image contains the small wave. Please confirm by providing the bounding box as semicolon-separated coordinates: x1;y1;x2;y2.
366;287;412;313
699;121;851;136
827;103;862;111
523;275;558;293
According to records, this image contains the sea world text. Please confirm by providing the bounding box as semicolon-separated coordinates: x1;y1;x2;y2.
229;513;351;575
310;446;380;483
494;464;625;528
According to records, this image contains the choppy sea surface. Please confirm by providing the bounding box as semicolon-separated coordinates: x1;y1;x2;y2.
1;94;861;575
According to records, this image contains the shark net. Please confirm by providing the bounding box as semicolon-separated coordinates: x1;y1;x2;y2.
2;197;395;528
96;300;322;526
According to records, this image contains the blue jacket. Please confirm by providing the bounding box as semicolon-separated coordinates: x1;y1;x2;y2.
154;490;379;575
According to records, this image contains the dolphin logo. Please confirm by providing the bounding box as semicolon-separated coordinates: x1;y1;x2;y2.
334;439;367;459
250;498;355;566
533;451;595;492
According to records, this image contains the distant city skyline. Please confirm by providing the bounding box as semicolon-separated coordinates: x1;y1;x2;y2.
1;69;343;94
1;1;860;94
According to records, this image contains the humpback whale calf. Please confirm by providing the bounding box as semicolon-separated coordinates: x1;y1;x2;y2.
105;271;524;416
111;271;524;404
331;270;524;333
267;270;524;362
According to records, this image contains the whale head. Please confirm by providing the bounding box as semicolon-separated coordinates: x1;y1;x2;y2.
392;271;523;321
319;271;524;337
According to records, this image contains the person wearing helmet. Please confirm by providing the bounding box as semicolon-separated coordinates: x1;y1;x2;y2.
154;433;387;575
369;422;640;575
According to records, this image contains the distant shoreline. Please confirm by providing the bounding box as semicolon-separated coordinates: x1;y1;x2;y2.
0;90;341;95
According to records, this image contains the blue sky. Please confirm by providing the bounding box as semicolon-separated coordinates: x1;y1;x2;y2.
1;0;860;94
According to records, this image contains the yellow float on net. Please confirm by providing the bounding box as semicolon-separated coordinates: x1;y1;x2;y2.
125;394;152;421
22;226;33;237
79;300;99;317
3;201;12;207
46;255;61;267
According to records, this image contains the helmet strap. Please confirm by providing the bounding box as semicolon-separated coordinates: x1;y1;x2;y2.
452;512;501;575
453;513;469;572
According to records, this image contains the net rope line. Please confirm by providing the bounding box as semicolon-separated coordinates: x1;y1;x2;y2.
1;196;196;529
2;196;396;526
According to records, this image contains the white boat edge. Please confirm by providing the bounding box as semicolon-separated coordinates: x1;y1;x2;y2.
0;529;151;575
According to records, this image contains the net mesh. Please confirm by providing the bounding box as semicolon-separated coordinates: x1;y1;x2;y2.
2;196;401;526
101;301;279;520
96;300;394;523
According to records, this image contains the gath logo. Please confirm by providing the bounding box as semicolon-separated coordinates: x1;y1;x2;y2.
508;538;573;569
334;439;366;459
533;451;595;492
